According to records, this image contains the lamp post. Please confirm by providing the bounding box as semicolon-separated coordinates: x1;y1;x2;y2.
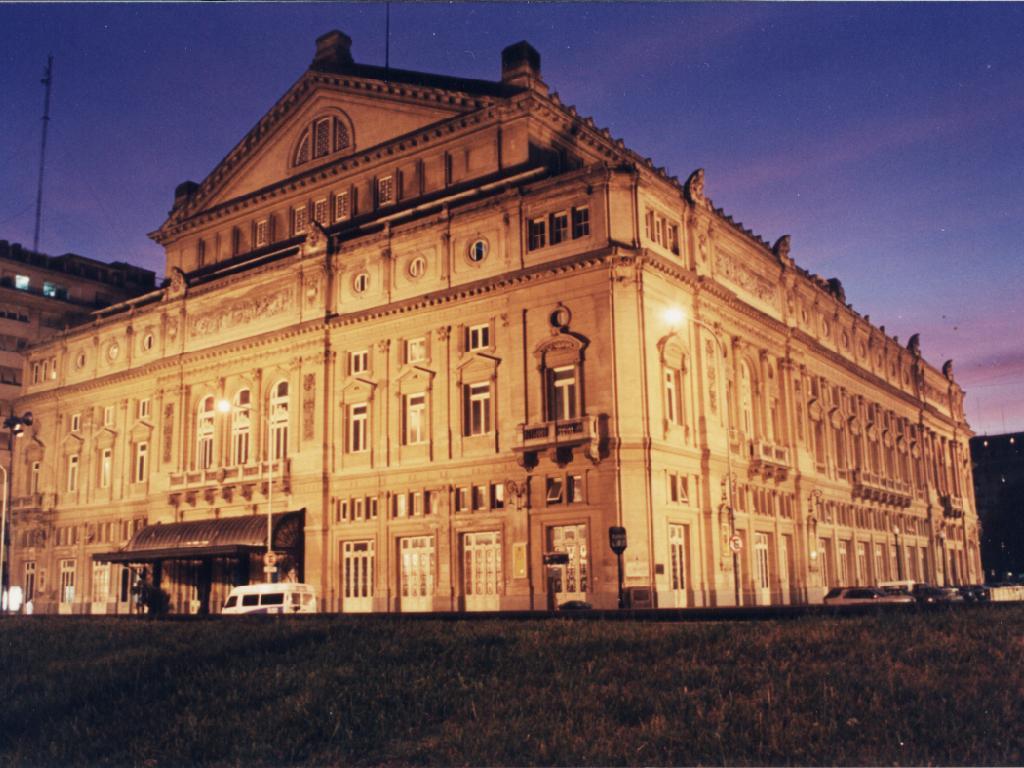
664;308;740;607
217;399;276;584
0;411;32;613
893;523;904;581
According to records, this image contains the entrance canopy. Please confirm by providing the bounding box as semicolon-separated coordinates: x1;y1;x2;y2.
93;510;304;563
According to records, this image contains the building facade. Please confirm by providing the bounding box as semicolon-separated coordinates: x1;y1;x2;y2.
7;32;981;614
0;240;154;603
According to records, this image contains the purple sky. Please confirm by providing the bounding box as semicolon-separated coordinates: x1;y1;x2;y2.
2;3;1021;434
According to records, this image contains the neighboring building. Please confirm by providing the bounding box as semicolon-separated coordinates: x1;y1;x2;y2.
971;432;1024;582
7;31;981;615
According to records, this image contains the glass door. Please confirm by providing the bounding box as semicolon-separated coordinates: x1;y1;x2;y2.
342;540;374;613
399;536;435;612
463;531;502;611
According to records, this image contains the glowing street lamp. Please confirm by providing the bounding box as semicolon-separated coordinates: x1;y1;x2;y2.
663;307;741;606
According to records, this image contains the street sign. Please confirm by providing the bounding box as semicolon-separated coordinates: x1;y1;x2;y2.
263;551;277;566
609;526;627;555
728;534;743;554
542;552;569;565
263;565;278;574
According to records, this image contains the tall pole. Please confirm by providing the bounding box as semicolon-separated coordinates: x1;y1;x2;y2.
266;407;274;582
0;464;8;611
33;56;54;254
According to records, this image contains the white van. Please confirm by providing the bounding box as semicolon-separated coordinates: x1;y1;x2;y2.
221;583;318;615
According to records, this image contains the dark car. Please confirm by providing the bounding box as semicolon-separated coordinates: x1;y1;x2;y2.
958;585;991;603
557;600;593;611
913;585;964;604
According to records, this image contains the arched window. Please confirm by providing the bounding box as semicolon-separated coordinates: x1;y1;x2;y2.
196;395;215;470
738;361;754;437
232;389;251;465
292;114;353;168
270;380;289;461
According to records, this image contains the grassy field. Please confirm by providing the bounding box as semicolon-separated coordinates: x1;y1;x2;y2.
1;607;1022;766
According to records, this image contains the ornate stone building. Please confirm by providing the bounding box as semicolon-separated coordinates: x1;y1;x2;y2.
7;31;980;614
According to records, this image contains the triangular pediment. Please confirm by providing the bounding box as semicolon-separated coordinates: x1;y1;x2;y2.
177;66;487;218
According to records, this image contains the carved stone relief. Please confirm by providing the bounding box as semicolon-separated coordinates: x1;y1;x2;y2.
189;286;293;337
303;373;316;440
714;251;779;307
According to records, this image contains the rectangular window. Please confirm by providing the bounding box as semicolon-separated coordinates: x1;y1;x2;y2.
568;474;584;504
42;281;58;297
406;337;426;364
491;482;505;509
71;413;81;432
546;476;564;505
255;219;269;248
134;442;148;484
664;369;680;424
572;206;590;239
645;210;655;241
528;218;546;250
196;240;206;268
455;486;469;513
550;211;569;245
335;191;351;222
138;398;151;419
549;366;578;421
464;382;492;436
30;461;40;495
314;198;329;225
411;491;423;516
67;454;79;493
404;393;427;445
100;448;112;489
350;350;368;375
378;175;395;206
60;559;76;604
15;274;30;290
394;493;408;518
667;223;680;255
468;323;490;352
353;497;365;521
91;562;109;603
294;205;309;235
349;403;368;453
24;561;36;603
104;406;114;427
369;497;378;519
338;499;349;522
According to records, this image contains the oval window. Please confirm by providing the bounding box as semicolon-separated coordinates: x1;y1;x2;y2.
107;342;120;362
353;272;369;294
467;239;488;263
75;352;87;369
142;333;154;352
408;256;426;279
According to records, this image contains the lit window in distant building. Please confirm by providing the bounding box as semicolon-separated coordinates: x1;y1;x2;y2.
14;275;29;290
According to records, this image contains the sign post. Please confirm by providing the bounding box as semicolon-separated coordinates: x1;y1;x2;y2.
609;526;627;609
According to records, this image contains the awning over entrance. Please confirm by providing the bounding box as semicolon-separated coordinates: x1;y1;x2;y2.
93;510;305;563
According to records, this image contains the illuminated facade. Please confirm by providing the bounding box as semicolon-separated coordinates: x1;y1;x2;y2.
7;32;980;614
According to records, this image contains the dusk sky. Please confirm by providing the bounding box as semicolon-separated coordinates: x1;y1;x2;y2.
2;3;1021;434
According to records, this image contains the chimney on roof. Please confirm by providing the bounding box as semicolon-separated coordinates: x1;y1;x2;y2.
313;30;354;70
501;41;542;89
173;181;199;211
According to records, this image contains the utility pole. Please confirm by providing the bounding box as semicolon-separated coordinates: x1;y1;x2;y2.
32;55;54;254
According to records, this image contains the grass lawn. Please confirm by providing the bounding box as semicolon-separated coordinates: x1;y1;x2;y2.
1;606;1022;766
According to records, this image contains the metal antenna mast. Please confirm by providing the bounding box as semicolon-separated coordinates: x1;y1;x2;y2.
32;55;54;254
384;3;391;79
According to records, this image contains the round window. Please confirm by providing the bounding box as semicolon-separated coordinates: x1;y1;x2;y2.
408;256;426;279
467;239;489;263
107;342;120;362
353;272;369;294
142;333;154;352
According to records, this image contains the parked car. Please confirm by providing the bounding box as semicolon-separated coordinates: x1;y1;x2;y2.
823;587;915;606
957;585;990;603
222;583;318;615
912;585;964;605
557;600;593;611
